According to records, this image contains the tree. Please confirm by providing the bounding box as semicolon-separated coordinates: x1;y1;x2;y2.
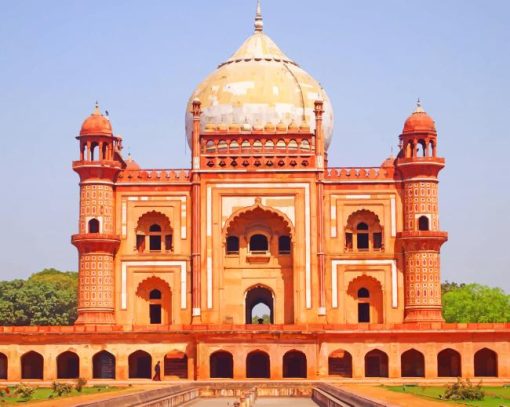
442;283;510;323
0;269;77;326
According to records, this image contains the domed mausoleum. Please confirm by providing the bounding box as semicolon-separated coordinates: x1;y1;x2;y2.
0;1;508;390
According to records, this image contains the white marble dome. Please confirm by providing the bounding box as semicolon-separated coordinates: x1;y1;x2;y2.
185;8;334;149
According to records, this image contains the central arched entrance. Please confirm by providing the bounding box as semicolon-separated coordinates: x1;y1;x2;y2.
246;350;270;378
246;285;274;324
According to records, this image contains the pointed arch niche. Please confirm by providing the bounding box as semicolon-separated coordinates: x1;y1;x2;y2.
135;211;173;254
222;201;295;324
135;277;172;325
346;275;383;324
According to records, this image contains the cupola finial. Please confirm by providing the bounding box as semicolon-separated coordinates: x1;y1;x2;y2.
254;0;263;32
415;97;425;113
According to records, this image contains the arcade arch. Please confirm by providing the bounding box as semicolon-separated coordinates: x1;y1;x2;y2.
283;350;307;378
474;348;498;377
401;349;425;377
246;350;270;378
328;349;352;378
0;353;6;380
128;350;152;379
364;349;388;377
210;351;233;379
438;348;461;377
21;351;43;380
164;351;188;379
57;351;80;379
93;351;115;379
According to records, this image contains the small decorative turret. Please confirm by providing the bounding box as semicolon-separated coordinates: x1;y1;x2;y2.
396;101;448;323
71;103;122;325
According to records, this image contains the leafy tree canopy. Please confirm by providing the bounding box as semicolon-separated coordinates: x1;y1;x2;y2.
0;268;77;326
442;282;510;323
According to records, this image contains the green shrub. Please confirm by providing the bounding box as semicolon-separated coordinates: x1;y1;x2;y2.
14;383;36;400
52;381;73;397
76;377;87;392
441;378;484;401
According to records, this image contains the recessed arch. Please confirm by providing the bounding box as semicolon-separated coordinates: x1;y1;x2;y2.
365;349;388;377
347;276;383;324
438;348;461;377
21;351;44;380
283;350;307;378
245;285;274;324
210;350;233;378
93;350;115;379
88;218;100;233
474;348;498;377
128;350;152;379
57;351;80;379
328;349;352;378
223;201;294;239
164;350;188;379
0;353;7;380
418;216;430;231
401;349;425;377
136;276;172;325
246;350;270;378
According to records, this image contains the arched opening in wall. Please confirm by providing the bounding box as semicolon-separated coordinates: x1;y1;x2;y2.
90;142;98;161
245;285;274;324
250;234;268;254
283;350;307;378
365;349;388;378
218;140;228;153
136;277;172;325
21;351;44;380
474;348;498;377
252;140;262;152
102;143;108;160
210;351;233;379
278;236;291;255
276;139;286;150
357;288;370;323
135;211;173;253
205;140;216;153
401;349;425;377
288;139;298;150
128;350;152;379
57;351;80;379
328;350;352;378
345;210;383;252
226;236;239;255
93;351;115;379
438;349;461;377
264;140;274;151
418;216;430;231
0;353;7;380
246;350;270;378
230;140;240;151
347;276;383;324
164;351;188;379
417;140;427;157
88;218;100;234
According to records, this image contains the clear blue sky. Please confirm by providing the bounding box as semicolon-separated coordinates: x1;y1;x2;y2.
0;1;509;291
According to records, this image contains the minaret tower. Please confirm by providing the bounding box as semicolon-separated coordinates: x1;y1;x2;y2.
72;104;122;325
396;101;448;322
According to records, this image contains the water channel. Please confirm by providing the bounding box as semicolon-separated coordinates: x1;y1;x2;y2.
184;398;318;406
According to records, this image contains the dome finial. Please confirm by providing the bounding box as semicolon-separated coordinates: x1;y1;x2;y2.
415;98;425;113
254;0;263;32
93;101;100;115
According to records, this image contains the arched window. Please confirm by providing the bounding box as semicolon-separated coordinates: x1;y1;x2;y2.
226;236;239;255
288;140;298;150
417;140;427;157
356;222;369;250
250;234;268;253
418;216;430;231
300;140;310;151
88;218;100;234
149;289;161;300
345;210;383;252
264;140;274;150
276;139;286;150
358;288;370;298
205;140;215;153
230;140;240;151
278;236;291;255
218;140;228;152
149;224;162;251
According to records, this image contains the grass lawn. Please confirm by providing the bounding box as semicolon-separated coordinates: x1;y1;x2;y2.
0;385;123;404
385;385;510;407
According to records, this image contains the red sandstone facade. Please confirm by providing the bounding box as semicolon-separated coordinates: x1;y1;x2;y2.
0;3;509;383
